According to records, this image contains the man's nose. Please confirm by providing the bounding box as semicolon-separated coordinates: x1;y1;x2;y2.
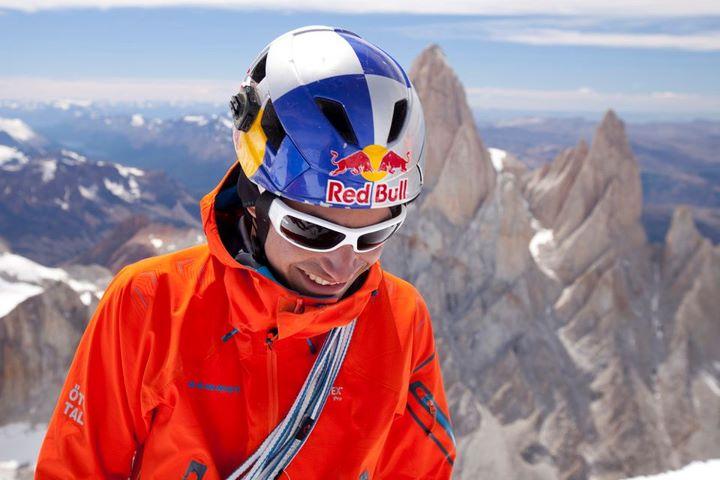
320;245;365;280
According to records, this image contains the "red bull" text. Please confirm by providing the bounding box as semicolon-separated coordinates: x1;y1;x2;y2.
326;179;408;206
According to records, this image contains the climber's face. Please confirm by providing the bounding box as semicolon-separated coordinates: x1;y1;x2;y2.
255;199;393;298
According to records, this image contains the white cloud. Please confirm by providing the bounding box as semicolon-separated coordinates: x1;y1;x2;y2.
392;19;720;51
1;0;720;16
465;86;720;114
0;76;236;102
494;29;720;52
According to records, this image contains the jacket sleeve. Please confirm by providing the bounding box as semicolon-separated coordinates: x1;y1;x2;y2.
35;267;155;479
374;295;456;479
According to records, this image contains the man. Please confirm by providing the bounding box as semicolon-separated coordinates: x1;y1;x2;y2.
36;26;456;479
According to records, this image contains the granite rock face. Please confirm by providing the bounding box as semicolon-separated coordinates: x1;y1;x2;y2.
0;282;89;425
383;45;720;480
410;45;496;225
523;111;646;284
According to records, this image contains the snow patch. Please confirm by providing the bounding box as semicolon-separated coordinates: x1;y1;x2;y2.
79;291;93;306
0;277;43;318
0;253;103;317
220;117;234;130
624;459;720;479
0;118;36;142
128;177;141;197
149;236;164;249
78;184;98;200
61;149;86;164
701;371;720;396
103;178;141;202
529;218;560;282
183;115;208;126
488;147;507;172
0;145;29;171
130;114;145;127
114;163;145;178
0;252;66;284
53;188;71;211
0;422;47;471
39;159;57;183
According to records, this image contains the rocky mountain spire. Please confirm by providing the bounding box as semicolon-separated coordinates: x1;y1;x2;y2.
409;44;495;225
663;207;709;274
524;109;646;283
661;206;715;304
523;139;589;228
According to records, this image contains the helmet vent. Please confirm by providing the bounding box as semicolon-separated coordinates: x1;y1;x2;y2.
314;97;359;146
250;54;267;83
261;100;286;152
386;99;408;144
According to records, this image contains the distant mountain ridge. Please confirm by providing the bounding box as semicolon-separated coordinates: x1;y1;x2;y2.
0;118;200;266
6;108;236;196
477;116;720;243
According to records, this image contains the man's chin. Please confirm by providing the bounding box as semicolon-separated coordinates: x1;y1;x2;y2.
290;266;351;298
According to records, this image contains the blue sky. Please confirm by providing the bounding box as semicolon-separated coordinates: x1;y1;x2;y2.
1;2;719;118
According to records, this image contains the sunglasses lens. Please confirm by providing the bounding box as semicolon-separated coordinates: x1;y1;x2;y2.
279;215;346;250
357;223;401;251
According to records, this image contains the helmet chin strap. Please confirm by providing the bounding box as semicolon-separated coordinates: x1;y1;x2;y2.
251;190;276;265
234;164;277;266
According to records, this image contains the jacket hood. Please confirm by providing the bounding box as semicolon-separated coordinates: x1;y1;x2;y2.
199;162;384;340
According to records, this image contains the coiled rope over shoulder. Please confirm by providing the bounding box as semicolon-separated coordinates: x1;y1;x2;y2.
226;319;357;480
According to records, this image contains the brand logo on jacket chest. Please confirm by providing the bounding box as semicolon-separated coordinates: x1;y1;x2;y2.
187;380;240;394
331;385;344;401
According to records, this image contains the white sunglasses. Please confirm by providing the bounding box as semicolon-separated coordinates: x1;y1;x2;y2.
267;198;407;253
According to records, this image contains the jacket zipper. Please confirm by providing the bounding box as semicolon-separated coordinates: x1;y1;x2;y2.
266;328;279;433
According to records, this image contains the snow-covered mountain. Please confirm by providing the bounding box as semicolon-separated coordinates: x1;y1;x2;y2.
4;109;236;196
0;118;200;266
0;252;107;318
0;118;48;161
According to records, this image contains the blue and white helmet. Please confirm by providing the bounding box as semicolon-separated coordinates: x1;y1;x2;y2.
231;26;425;209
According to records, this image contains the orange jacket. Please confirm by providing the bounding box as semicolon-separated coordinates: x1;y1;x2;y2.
35;163;456;479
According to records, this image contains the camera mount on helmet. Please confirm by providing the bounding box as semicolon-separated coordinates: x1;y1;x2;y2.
230;84;261;132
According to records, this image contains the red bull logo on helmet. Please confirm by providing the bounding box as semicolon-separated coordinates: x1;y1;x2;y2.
326;144;411;206
329;144;410;181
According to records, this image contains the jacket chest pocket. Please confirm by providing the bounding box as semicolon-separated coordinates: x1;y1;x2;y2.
312;360;403;448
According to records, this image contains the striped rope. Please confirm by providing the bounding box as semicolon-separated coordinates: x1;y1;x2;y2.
226;319;357;480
